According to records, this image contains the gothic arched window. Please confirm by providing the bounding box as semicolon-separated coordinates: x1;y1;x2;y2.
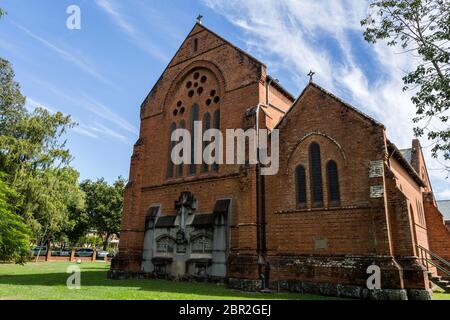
189;104;200;175
327;160;340;205
156;236;175;253
176;120;186;177
202;112;211;173
166;122;177;178
191;236;213;254
295;165;307;208
212;109;220;172
309;143;323;207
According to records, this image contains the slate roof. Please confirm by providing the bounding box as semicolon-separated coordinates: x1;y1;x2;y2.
155;216;176;228
437;200;450;221
387;140;425;187
191;214;215;227
400;148;412;164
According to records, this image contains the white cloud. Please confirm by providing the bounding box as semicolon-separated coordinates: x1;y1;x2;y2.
81;95;139;136
90;122;129;144
25;97;56;113
25;79;137;143
436;188;450;201
203;0;449;191
72;125;101;140
95;0;168;61
10;20;117;89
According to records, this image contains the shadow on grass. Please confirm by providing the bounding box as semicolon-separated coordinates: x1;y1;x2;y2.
0;269;333;300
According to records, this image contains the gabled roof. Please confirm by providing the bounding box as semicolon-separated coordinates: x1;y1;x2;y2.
140;22;265;111
267;75;295;102
275;81;385;130
194;23;266;68
387;140;425;187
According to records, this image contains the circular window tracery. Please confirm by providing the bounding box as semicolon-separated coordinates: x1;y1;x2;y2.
172;69;221;117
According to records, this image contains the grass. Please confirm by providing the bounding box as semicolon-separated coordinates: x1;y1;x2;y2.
0;262;448;300
0;262;338;300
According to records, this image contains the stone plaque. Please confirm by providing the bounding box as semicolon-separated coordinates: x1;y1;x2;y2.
314;237;328;250
369;160;383;178
370;185;384;198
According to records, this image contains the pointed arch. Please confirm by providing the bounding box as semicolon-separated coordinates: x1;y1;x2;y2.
189;104;200;175
212;109;221;172
176;120;186;177
295;165;307;208
167;122;177;178
309;142;323;207
326;160;340;205
202;112;211;172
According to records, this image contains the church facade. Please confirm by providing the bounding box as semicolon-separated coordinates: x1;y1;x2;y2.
109;23;450;300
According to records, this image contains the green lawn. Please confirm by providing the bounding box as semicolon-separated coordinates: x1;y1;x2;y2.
0;262;448;300
0;262;337;300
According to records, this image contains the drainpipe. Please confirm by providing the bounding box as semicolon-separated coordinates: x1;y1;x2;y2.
256;76;278;290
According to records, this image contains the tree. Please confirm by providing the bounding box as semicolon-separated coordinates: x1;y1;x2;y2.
0;57;84;245
64;206;90;244
20;167;85;247
361;0;450;162
80;177;125;250
0;172;30;263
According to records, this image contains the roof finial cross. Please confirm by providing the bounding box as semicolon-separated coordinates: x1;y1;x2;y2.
196;14;203;25
307;70;315;82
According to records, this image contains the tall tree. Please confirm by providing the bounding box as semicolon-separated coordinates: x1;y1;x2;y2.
361;0;450;162
0;57;84;244
0;172;30;263
80;177;125;250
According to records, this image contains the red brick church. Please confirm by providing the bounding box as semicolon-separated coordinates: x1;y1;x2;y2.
109;22;450;300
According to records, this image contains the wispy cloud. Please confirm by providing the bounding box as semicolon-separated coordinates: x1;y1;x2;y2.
72;125;101;140
203;0;449;195
95;0;168;61
90;122;129;144
10;20;117;89
25;97;56;113
81;95;139;136
26;78;137;143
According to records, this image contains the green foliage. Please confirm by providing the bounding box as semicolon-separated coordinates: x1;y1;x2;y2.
80;177;125;249
361;0;450;161
0;173;30;263
78;235;103;247
0;57;84;244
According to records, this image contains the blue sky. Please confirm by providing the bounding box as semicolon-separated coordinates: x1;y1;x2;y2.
1;0;449;199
